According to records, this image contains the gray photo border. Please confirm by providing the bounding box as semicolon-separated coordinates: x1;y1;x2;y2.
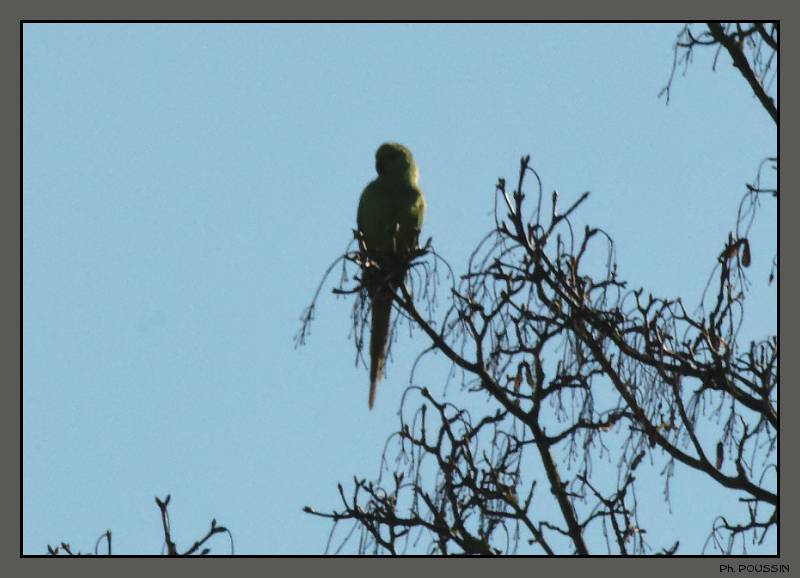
9;1;790;577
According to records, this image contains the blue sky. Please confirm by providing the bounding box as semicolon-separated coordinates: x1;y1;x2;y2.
22;23;777;554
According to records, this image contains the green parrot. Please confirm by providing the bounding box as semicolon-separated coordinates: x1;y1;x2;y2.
357;143;426;409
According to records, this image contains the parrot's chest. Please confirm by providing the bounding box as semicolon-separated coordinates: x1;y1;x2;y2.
360;185;422;254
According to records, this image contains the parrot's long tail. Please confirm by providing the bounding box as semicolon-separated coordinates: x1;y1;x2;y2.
368;287;393;409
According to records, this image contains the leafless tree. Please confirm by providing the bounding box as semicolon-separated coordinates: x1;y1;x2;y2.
299;22;777;555
46;495;233;556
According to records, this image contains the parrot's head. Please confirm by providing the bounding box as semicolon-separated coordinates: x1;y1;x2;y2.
375;142;418;184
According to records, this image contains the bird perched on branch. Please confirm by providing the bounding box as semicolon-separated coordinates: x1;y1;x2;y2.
357;143;426;409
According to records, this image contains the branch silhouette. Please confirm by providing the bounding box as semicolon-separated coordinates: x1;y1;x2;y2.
299;23;776;554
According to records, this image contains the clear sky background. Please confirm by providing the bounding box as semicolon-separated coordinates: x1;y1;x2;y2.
22;23;777;555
